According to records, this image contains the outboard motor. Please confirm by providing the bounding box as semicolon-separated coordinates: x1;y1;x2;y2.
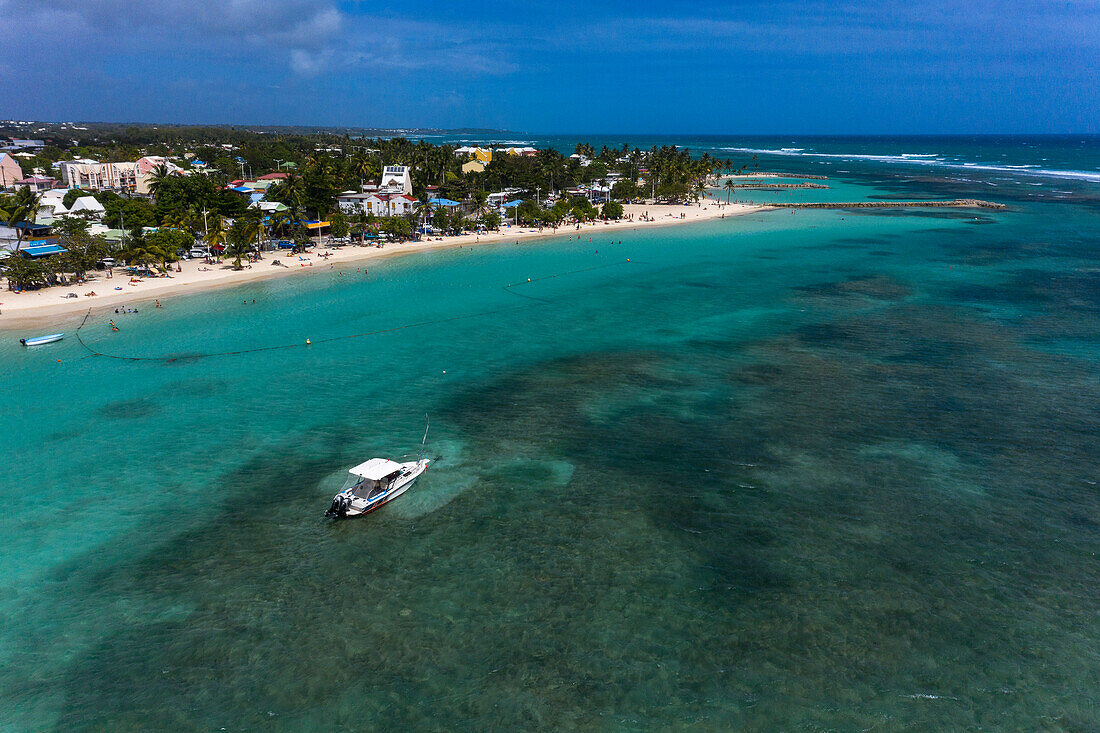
326;495;348;518
327;494;353;518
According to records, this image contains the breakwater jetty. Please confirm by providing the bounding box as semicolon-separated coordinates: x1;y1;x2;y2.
769;199;1006;210
742;172;830;180
730;182;829;189
709;172;829;184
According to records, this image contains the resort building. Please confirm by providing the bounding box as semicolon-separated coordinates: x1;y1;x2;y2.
0;153;24;189
59;159;140;193
461;160;486;175
336;191;417;217
55;155;180;195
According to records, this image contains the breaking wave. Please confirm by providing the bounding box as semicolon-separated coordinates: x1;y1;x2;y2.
721;147;1100;183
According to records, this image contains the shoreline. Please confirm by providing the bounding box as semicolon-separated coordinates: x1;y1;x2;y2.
0;200;768;330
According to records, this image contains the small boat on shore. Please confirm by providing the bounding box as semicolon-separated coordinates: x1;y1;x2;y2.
20;333;64;347
325;420;431;519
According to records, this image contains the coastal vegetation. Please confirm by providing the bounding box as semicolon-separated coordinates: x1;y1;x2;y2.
1;123;738;291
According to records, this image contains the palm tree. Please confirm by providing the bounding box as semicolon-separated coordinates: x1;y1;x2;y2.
724;178;736;203
239;208;264;258
0;188;40;254
204;213;228;260
120;241;160;272
162;210;192;234
415;194;434;233
147;162;171;202
350;151;377;190
223;225;252;270
472;190;489;228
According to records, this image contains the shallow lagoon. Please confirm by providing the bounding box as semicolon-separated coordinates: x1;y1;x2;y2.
1;158;1098;729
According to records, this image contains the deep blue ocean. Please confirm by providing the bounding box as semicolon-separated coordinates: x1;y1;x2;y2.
1;136;1097;730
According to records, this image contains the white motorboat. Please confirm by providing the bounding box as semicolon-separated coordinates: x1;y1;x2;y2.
325;457;430;518
325;421;431;518
20;333;64;346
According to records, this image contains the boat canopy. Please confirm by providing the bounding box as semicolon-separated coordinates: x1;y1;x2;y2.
349;458;403;480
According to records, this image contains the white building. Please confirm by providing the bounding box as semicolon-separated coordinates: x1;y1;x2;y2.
68;196;107;217
337;192;417;217
379;165;412;195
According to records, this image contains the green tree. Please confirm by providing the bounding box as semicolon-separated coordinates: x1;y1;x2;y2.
147;162;172;202
329;210;349;238
602;201;624;220
119;240;162;271
611;179;639;202
0;188;40;253
144;229;189;268
471;190;489;227
415;194;434;231
1;253;48;291
62;188;91;209
224;220;253;269
204;213;228;259
55;217;107;280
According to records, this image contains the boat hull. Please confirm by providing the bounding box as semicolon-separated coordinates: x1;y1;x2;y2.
21;333;64;346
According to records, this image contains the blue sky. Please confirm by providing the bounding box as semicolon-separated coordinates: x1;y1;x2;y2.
2;0;1097;133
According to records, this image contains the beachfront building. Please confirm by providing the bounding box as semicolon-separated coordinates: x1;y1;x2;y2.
337;191;417;217
379;165;412;195
0;153;24;189
461;160;486;175
500;146;538;157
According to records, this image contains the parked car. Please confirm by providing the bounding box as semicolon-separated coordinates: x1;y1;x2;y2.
99;257;117;268
188;248;208;259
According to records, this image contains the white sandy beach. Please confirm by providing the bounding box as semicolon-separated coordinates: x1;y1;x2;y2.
1;199;767;328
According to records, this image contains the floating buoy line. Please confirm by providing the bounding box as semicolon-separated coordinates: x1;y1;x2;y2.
75;260;634;363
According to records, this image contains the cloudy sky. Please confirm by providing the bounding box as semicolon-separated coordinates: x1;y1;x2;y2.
2;0;1097;133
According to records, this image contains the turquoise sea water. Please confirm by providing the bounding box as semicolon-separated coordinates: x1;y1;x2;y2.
1;138;1098;729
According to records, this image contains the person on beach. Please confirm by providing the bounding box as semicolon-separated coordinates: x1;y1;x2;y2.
155;300;162;308
109;320;118;331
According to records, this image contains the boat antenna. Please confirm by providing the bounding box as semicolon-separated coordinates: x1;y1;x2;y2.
419;414;430;461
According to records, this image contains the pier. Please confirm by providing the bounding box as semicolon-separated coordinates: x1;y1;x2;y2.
768;198;1006;210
